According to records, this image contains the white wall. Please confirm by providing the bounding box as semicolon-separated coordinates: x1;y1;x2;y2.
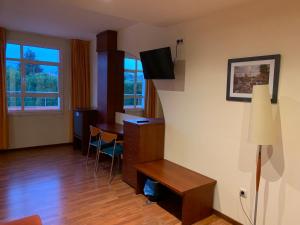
7;31;72;148
118;23;170;59
115;112;143;125
118;1;300;224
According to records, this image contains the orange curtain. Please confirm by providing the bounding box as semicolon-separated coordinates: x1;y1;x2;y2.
71;39;91;109
144;80;157;118
0;27;9;149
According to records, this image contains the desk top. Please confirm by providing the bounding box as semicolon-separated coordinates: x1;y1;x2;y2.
135;159;216;195
97;123;124;136
124;118;165;125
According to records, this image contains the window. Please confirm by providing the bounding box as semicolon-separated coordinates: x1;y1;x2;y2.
124;56;146;109
6;43;61;112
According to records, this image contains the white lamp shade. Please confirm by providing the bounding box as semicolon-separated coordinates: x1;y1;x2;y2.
249;85;275;145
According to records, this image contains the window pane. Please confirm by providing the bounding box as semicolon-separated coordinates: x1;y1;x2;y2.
6;60;21;93
24;97;60;110
23;46;60;63
6;43;20;59
25;65;59;93
137;60;143;71
46;97;59;106
124;58;136;70
124;71;134;95
137;72;144;81
137;72;145;95
7;96;21;111
124;98;134;107
136;98;144;107
136;81;143;95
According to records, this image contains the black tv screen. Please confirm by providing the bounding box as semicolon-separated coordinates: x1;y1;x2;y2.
140;47;175;79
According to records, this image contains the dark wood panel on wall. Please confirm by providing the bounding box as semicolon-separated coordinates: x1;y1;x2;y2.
96;30;117;52
96;30;124;124
97;50;124;123
97;52;108;122
107;50;124;121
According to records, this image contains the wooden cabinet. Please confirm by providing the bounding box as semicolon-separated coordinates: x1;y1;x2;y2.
73;108;97;155
122;118;165;188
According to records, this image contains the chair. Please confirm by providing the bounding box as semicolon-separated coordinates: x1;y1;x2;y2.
95;131;123;183
0;215;42;225
86;126;102;165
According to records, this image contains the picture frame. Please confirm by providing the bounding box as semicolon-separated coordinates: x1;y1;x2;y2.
226;54;281;103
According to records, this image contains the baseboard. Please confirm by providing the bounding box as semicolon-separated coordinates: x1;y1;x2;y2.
0;143;73;152
213;209;243;225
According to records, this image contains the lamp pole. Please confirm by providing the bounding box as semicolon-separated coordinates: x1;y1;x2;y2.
253;145;262;225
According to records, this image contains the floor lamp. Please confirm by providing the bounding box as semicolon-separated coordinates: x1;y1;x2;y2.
249;85;275;225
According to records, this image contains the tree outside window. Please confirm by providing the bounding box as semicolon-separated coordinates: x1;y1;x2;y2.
6;43;61;112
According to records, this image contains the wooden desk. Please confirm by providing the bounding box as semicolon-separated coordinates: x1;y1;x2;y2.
97;123;124;137
135;160;217;225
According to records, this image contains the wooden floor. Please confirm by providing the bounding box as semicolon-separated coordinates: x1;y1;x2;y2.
0;145;231;225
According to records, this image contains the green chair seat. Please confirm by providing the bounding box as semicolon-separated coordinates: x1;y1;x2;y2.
90;140;112;148
102;144;123;156
90;140;99;147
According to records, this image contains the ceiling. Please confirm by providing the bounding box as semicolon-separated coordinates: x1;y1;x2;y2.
0;0;252;39
0;0;135;40
69;0;252;26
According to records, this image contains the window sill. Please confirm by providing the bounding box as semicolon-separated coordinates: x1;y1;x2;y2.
8;110;64;117
124;106;144;111
124;107;145;116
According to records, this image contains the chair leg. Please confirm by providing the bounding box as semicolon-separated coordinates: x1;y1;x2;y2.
109;156;115;183
117;155;121;172
86;144;91;166
95;150;100;173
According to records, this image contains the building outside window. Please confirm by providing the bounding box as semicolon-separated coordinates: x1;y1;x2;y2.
5;43;61;112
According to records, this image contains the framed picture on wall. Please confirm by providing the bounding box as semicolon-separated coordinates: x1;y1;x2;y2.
226;54;281;103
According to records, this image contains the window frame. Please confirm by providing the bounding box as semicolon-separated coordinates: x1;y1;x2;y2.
5;41;63;114
124;55;146;110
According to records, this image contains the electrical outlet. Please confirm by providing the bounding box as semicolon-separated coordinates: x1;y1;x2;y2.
240;188;247;198
176;39;184;44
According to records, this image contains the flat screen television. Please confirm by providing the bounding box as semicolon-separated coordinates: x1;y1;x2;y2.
140;47;175;79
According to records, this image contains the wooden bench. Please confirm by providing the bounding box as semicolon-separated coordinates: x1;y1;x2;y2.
135;159;217;225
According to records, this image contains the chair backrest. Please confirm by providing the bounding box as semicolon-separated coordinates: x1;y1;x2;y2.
101;131;117;144
1;215;42;225
89;126;102;137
